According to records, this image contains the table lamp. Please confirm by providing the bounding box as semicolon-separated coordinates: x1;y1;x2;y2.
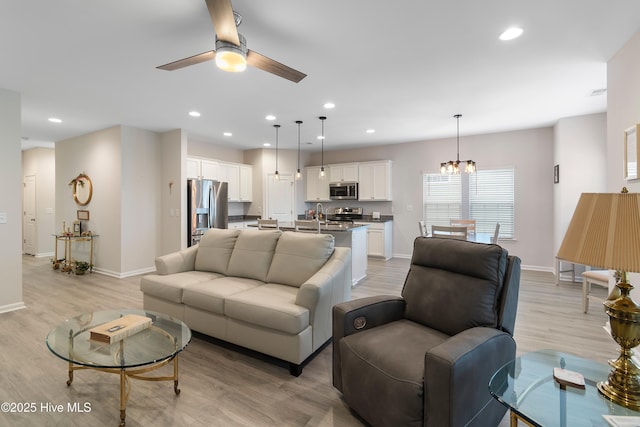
557;188;640;409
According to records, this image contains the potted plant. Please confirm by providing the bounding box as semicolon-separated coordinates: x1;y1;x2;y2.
74;261;93;275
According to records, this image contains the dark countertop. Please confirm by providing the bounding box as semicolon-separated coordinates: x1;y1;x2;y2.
247;222;369;232
229;215;260;223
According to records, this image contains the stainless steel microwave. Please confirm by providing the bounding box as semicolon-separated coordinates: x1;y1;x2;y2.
329;182;358;200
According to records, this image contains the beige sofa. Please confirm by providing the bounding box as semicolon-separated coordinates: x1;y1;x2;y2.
140;228;352;375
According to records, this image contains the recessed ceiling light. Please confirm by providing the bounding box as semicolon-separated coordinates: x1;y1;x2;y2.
499;27;523;41
317;135;325;140
324;102;335;109
265;115;276;121
263;142;271;147
223;132;232;137
189;111;201;117
48;117;62;123
366;129;376;134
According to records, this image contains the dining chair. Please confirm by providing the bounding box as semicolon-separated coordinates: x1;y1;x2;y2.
582;270;609;313
450;219;476;235
294;219;320;233
418;221;428;237
431;225;468;240
492;223;501;243
257;219;279;230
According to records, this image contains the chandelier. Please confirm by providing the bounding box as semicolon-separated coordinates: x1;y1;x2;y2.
440;114;476;174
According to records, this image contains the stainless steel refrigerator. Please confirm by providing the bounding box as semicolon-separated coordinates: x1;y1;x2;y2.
187;179;228;246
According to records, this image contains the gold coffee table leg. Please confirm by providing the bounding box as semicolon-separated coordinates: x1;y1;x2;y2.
174;356;181;395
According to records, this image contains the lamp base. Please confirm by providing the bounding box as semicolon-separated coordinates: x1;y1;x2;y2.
597;351;640;410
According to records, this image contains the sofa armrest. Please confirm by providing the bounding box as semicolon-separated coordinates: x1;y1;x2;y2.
424;327;515;427
155;245;198;275
332;295;405;391
295;247;351;350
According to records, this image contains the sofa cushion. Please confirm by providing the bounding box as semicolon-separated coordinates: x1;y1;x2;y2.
226;230;282;282
182;277;263;315
339;319;448;427
224;284;309;335
267;232;335;287
402;238;507;336
140;271;222;303
194;228;241;274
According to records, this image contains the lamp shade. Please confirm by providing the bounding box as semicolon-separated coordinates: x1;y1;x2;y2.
557;192;640;272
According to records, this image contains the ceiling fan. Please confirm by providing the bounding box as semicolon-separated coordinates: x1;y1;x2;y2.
156;0;306;83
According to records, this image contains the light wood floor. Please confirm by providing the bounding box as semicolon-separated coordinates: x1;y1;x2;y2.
0;255;614;427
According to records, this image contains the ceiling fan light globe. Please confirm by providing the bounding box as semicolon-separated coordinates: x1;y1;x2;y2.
215;34;248;73
216;50;247;72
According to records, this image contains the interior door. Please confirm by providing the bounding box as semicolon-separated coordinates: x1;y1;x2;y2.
266;173;294;222
23;175;36;255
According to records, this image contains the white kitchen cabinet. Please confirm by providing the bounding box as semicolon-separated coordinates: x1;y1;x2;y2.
329;163;359;182
186;158;201;179
219;162;240;201
239;165;252;202
358;160;392;201
305;166;331;202
201;159;219;180
356;220;393;260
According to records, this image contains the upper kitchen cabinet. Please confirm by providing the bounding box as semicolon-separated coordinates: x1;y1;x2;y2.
238;165;252;202
201;159;219;180
187;157;201;179
358;160;392;201
329;163;359;182
305;166;331;202
186;157;219;180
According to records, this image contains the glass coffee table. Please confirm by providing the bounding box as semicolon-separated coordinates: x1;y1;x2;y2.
46;309;191;426
489;349;640;426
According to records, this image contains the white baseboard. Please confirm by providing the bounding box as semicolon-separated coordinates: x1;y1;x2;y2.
35;252;55;258
94;266;156;279
0;302;26;314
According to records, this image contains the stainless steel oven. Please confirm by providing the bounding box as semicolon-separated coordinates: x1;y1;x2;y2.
329;182;358;200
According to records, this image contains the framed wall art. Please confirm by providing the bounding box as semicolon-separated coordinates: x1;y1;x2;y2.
77;210;90;221
624;124;639;181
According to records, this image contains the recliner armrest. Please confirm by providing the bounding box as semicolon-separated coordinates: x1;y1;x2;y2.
332;295;405;390
424;327;515;427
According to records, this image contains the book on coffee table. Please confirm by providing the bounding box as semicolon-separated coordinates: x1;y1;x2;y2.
89;314;152;344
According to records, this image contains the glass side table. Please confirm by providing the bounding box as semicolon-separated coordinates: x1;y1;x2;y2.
489;349;640;426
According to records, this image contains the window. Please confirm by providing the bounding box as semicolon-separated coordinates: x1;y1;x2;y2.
423;167;514;239
422;174;461;228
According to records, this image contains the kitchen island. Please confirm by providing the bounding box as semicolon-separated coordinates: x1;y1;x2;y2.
248;222;368;286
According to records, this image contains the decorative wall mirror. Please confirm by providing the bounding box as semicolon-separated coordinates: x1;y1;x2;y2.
70;173;93;206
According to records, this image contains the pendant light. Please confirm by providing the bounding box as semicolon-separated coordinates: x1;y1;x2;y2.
440;114;476;175
319;116;326;180
295;120;303;180
273;124;281;181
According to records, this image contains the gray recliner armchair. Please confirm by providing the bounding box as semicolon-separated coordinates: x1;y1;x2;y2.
333;237;521;427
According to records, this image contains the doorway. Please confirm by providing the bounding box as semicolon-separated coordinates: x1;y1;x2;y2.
23;174;36;255
265;173;294;222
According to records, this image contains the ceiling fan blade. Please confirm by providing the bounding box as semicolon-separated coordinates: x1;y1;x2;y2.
205;0;240;46
246;50;307;83
156;51;216;71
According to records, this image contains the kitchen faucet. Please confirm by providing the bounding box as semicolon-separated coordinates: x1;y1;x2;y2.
316;203;324;221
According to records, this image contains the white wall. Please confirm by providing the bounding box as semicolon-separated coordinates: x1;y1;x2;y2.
553;113;607;276
607;30;640;293
56;125;165;277
120;127;161;275
160;129;186;253
22;147;56;256
310;127;555;269
0;88;24;313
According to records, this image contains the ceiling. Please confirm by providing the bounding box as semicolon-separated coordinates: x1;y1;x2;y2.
4;1;640;152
